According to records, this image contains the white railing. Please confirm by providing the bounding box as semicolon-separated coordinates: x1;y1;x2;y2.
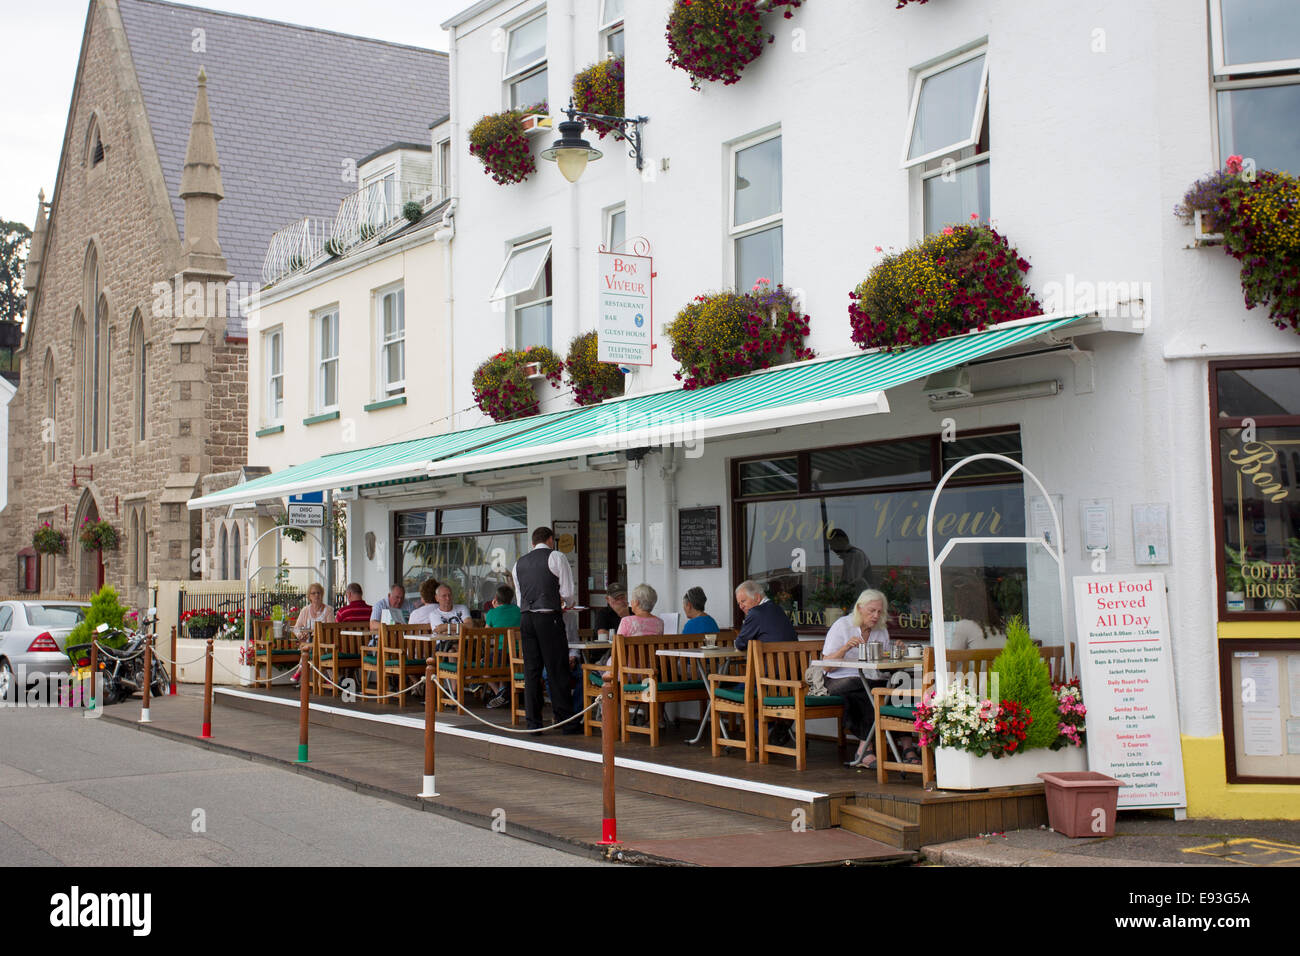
261;216;333;286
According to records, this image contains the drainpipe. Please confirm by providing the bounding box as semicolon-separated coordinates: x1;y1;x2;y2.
434;198;457;430
661;445;679;608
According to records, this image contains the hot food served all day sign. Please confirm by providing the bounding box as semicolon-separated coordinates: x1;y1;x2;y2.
597;251;652;366
1073;573;1186;810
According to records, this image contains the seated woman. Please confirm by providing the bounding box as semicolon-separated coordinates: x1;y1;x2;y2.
680;586;719;634
618;584;664;637
820;588;891;769
289;582;336;685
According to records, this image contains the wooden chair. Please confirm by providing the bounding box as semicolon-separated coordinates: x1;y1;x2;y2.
315;621;365;697
435;626;512;712
374;623;433;707
252;619;300;688
709;639;756;761
873;647;936;787
618;633;716;747
754;641;846;771
580;646;614;737
506;628;527;727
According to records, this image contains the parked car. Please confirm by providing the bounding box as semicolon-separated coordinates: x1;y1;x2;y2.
0;601;90;701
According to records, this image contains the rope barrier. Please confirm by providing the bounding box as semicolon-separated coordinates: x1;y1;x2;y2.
150;645;210;668
295;660;428;701
210;654;301;686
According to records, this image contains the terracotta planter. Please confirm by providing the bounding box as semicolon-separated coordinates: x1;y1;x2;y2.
1038;770;1123;837
935;744;1086;790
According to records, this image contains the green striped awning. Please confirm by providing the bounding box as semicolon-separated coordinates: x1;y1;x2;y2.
187;408;582;510
427;315;1084;477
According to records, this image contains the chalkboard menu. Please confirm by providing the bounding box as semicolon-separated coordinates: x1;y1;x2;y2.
678;506;722;569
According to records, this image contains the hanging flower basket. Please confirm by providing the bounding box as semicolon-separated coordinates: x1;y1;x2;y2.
472;346;564;422
32;522;68;555
468;104;546;185
565;330;625;405
849;220;1040;353
1215;161;1300;335
666;279;814;390
665;0;802;90
78;519;119;552
572;57;625;140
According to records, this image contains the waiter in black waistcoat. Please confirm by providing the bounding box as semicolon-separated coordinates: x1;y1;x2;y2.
511;526;581;734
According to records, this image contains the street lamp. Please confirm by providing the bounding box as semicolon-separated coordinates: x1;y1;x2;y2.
540;99;648;183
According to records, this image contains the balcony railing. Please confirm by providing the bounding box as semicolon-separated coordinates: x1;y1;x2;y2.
261;179;447;286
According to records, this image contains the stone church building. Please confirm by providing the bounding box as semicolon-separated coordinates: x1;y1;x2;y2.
1;0;445;606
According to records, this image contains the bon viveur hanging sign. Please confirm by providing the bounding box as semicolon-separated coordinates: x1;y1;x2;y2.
597;251;653;366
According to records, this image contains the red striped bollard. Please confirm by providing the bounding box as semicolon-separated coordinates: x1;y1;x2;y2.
169;625;177;695
599;680;620;845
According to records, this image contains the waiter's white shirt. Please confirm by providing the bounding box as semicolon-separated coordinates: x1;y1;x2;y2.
511;543;576;612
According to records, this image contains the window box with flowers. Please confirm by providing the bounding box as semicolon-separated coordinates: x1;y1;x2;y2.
666;280;814;390
472;346;564;422
913;618;1087;789
565;330;625;405
79;519;119;553
1178;158;1300;336
181;609;222;642
665;0;803;90
469;104;547;185
32;522;68;556
571;57;625;140
849;219;1040;352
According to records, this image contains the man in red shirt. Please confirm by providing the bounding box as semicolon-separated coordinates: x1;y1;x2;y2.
335;583;372;623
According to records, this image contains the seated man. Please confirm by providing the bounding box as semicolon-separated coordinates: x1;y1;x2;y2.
335;582;372;623
733;579;796;650
483;585;520;708
370;582;418;639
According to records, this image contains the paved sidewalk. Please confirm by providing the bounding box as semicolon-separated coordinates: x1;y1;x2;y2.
924;815;1300;867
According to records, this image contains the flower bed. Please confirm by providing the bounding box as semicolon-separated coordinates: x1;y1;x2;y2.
32;521;68;555
849;220;1040;352
665;0;802;90
78;519;119;552
572;57;624;140
666;280;814;390
472;346;564;422
565;331;625;405
468;104;546;185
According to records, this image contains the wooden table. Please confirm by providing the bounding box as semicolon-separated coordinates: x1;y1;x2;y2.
811;657;924;761
655;646;744;745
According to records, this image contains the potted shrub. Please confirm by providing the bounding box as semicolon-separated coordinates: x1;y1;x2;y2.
810;578;858;627
269;604;286;639
472;346;563;422
180;608;221;642
850;219;1041;352
32;521;68;556
665;0;803;90
666;279;814;390
572;57;625;139
323;237;346;257
78;518;119;552
66;586;130;659
914;616;1087;789
402;200;423;224
469;105;545;185
565;330;625;405
1174;166;1237;243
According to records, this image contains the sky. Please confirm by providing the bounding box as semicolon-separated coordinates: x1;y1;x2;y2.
0;0;468;226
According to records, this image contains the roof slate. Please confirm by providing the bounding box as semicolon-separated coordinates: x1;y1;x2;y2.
115;0;448;337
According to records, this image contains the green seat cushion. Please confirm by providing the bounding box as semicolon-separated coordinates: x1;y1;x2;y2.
588;671;603;687
713;686;746;703
879;704;917;719
319;652;361;662
439;661;457;672
514;672;525;681
255;648;298;656
762;694;843;708
623;680;705;693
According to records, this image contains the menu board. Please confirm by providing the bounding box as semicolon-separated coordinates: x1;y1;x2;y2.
678;507;721;569
1073;573;1187;810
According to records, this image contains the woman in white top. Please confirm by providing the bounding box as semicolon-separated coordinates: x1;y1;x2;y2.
820;589;891;769
289;582;335;685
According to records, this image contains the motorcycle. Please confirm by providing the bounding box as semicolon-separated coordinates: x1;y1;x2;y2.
66;610;169;706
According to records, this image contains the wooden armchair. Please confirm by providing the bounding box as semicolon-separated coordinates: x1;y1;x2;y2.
581;648;614;737
873;647;935;786
252;619;300;688
506;628;527;727
371;623;433;707
618;633;713;747
754;641;846;771
314;622;366;697
709;639;756;762
435;626;512;713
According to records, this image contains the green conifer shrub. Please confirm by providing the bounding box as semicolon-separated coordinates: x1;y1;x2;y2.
65;585;130;660
990;616;1059;751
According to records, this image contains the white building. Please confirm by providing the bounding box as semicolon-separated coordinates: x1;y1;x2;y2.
194;0;1300;817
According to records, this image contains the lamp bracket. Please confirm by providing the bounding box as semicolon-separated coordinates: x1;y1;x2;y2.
562;100;648;170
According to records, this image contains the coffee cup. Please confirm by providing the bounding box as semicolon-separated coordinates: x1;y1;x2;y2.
907;643;923;659
597;629;609;640
704;633;718;648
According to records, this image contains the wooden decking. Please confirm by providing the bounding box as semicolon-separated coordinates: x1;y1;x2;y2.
212;683;1051;849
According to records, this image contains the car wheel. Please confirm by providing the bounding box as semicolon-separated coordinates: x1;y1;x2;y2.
0;658;12;702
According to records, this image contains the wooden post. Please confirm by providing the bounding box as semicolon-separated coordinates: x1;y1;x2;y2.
598;679;620;845
296;645;310;763
201;638;213;738
139;634;153;723
169;624;177;695
86;638;99;717
418;659;438;797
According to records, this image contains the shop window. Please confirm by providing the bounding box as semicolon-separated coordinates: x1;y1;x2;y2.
396;501;528;611
504;12;548;109
1219;638;1300;784
1212;361;1300;618
730;132;782;290
903;47;990;234
733;430;1025;634
1211;0;1300;174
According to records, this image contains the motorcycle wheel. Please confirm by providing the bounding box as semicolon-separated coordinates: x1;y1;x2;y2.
150;660;170;697
99;670;120;706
